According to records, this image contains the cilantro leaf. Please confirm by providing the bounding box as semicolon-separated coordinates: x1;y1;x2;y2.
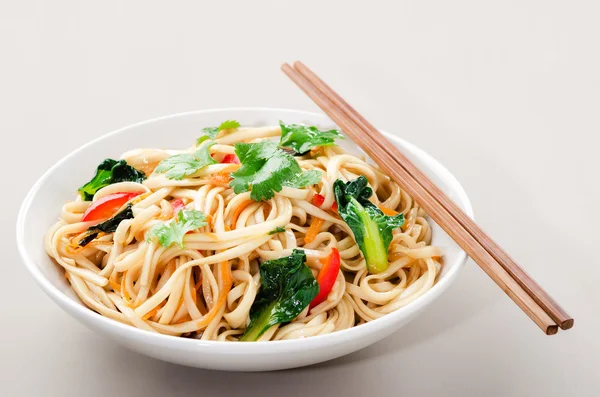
196;135;213;145
279;121;343;155
155;142;217;180
218;120;241;130
230;141;322;201
147;209;207;248
269;226;286;235
284;169;322;188
197;120;241;145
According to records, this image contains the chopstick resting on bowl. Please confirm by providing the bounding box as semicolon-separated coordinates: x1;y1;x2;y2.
281;61;573;335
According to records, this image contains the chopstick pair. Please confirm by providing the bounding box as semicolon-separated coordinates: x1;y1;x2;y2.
282;61;573;335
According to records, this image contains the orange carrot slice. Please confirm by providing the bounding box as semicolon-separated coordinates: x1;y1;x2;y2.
230;200;253;229
210;172;234;186
142;300;165;320
195;261;232;328
305;217;324;244
121;270;131;303
377;204;399;216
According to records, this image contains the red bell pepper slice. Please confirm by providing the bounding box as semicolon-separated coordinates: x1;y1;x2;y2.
312;193;338;212
170;198;186;213
312;193;325;207
221;154;240;164
81;192;142;223
309;248;341;309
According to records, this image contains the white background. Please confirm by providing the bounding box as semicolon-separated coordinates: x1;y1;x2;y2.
2;1;598;396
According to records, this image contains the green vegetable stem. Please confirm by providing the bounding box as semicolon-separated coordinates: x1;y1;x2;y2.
333;176;404;273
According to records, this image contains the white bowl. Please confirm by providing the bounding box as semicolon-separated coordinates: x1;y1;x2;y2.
16;108;473;371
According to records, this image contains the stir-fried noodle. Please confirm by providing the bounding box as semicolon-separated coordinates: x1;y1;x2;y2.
45;122;442;341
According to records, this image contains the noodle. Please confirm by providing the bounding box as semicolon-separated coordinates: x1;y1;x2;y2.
45;124;442;341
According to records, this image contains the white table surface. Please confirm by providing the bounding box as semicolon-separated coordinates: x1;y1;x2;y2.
2;1;598;396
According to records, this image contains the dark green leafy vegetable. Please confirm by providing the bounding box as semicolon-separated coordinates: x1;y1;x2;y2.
333;176;404;273
155;143;217;180
147;209;207;248
230;141;321;201
240;249;319;341
268;226;286;235
78;159;146;201
78;204;135;246
197;120;241;145
279;121;343;155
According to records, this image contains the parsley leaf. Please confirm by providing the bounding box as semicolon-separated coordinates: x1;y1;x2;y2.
147;209;207;248
269;227;286;235
197;120;241;145
155;142;217;180
230;141;322;201
279;121;343;155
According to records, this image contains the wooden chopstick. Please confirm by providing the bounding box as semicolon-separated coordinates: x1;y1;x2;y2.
291;62;574;331
282;62;570;335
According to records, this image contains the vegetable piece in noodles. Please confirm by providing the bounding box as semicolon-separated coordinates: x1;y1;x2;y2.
78;159;146;201
333;176;404;273
310;248;341;309
81;192;142;223
147;209;207;248
169;198;186;213
230;141;321;201
279;121;343;155
312;193;325;207
197;120;240;145
78;204;135;246
240;249;319;341
220;154;240;164
155;142;217;180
